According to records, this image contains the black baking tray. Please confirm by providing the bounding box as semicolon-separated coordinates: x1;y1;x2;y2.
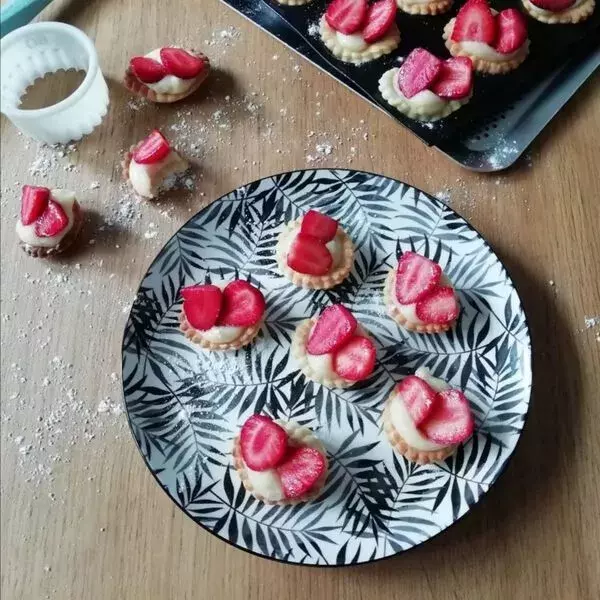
220;0;600;171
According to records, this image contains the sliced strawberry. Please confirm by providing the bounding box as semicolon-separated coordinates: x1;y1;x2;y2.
396;48;442;99
451;0;496;44
217;280;265;327
494;9;527;55
277;446;326;499
160;48;205;79
325;0;368;35
34;200;69;237
420;389;474;445
20;185;49;226
129;56;167;83
529;0;575;9
333;335;376;382
362;0;397;44
287;233;332;276
431;57;473;100
181;284;222;331
415;286;460;325
240;415;288;471
132;130;171;165
300;210;338;243
395;252;442;304
307;304;357;355
398;375;437;425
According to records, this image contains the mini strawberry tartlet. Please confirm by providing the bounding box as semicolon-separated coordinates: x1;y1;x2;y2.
276;209;354;290
16;185;83;257
233;415;328;505
124;47;210;103
443;0;530;75
383;252;460;333
320;0;400;66
379;48;473;122
293;304;377;388
123;130;189;199
179;280;265;350
396;0;453;16
522;0;595;24
383;367;474;464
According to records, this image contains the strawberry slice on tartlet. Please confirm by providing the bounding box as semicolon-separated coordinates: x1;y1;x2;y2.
124;46;210;103
293;304;377;388
179;280;265;350
16;185;83;258
233;415;328;505
384;251;460;334
383;367;475;465
320;0;401;66
443;0;530;74
276;209;354;290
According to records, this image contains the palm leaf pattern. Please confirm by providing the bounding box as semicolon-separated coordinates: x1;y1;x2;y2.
122;169;532;565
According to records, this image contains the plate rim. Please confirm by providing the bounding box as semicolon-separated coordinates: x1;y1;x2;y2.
121;167;533;567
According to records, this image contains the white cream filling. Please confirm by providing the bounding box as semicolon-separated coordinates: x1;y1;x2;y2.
525;0;584;15
392;76;449;111
280;223;343;272
245;467;285;502
335;31;368;52
129;150;188;199
143;49;196;95
390;368;450;451
16;189;77;247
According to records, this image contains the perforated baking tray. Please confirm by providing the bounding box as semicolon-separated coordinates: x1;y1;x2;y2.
221;0;600;171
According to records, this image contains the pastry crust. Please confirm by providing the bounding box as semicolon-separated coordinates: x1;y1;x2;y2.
124;50;210;103
521;0;595;23
232;420;328;505
179;311;262;350
319;16;400;65
382;388;455;465
396;0;453;15
443;20;529;74
19;202;84;258
379;68;470;123
276;219;354;290
383;268;456;334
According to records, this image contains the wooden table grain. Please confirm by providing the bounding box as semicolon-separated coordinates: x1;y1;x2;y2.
1;1;599;598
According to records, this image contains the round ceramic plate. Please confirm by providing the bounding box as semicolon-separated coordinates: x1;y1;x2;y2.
122;169;532;566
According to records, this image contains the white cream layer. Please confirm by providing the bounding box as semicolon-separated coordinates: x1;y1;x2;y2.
392;76;451;112
390;367;449;451
16;189;77;247
336;32;368;52
144;49;196;95
129;149;188;199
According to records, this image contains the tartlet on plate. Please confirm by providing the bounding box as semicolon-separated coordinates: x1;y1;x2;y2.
396;0;453;15
521;0;595;23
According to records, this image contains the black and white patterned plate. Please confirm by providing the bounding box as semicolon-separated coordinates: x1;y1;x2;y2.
122;169;532;566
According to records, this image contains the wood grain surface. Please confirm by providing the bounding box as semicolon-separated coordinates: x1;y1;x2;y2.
1;1;599;598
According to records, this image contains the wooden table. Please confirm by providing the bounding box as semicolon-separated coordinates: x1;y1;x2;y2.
1;1;599;598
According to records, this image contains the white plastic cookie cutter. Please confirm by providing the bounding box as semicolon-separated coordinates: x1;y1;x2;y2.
0;22;109;144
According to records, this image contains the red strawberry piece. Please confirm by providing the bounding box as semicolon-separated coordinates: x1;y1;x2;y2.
415;286;460;325
300;210;338;243
362;0;397;44
159;48;205;79
181;284;222;331
451;0;496;44
431;57;473;100
529;0;575;9
132;130;171;165
395;252;442;304
420;389;474;445
217;280;265;327
34;200;69;237
240;415;288;471
20;185;49;226
398;375;438;425
396;48;442;99
494;9;528;55
333;335;376;381
306;304;357;355
277;446;326;499
287;233;333;276
325;0;368;35
129;56;167;84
